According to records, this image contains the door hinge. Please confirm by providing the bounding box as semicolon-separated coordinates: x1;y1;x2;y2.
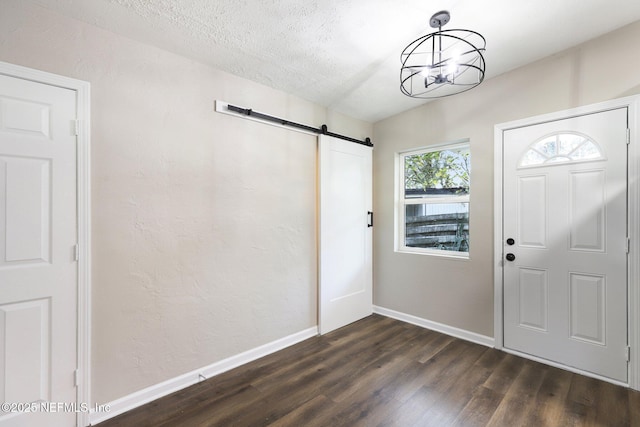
74;369;80;387
74;244;79;261
627;237;631;254
626;346;631;362
627;128;631;145
72;119;79;136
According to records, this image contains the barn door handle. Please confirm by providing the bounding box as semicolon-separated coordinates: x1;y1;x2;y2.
367;211;373;228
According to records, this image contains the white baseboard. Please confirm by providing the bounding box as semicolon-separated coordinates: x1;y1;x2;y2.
373;305;495;348
90;326;318;425
91;310;493;425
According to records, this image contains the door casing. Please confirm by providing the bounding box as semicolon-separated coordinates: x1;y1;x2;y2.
494;96;640;390
0;61;91;426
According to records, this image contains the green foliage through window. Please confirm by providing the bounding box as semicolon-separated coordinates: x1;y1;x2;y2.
404;148;470;196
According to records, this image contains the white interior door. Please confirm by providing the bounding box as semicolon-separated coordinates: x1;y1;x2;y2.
502;108;628;383
319;134;372;334
0;74;78;426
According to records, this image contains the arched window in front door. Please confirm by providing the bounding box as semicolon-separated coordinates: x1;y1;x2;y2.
519;132;604;168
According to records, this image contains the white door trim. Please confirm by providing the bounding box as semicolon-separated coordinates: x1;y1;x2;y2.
494;95;640;390
0;61;92;425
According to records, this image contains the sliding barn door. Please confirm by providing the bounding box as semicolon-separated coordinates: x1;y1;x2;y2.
319;134;373;334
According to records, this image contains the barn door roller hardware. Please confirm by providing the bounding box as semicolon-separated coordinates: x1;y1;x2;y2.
226;103;373;147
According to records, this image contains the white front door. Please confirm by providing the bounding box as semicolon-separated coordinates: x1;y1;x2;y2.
502;107;628;383
319;134;373;334
0;74;78;426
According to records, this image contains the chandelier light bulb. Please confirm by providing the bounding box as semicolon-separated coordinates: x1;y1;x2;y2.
446;60;459;76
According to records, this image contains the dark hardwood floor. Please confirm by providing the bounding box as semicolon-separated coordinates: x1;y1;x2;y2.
96;315;640;426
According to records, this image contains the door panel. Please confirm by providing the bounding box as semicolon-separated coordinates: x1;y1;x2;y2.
0;96;52;138
1;156;51;263
569;273;605;345
319;134;372;335
518;267;548;331
517;174;547;247
0;74;78;426
503;108;628;383
0;299;50;403
569;169;605;251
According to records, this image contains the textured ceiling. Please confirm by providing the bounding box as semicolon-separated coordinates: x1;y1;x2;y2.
27;0;640;122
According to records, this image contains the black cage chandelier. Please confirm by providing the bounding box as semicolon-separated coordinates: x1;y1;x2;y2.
400;11;486;98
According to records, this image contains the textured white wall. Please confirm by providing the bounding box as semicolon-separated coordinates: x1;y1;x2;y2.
0;0;372;404
373;21;640;337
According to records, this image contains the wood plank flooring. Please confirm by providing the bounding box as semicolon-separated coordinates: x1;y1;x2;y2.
96;315;640;426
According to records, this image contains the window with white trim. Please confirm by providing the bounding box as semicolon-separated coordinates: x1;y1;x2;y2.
396;142;470;257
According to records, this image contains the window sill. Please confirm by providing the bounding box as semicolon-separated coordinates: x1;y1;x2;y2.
395;247;470;260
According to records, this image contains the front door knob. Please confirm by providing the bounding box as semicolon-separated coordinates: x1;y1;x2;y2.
506;253;516;262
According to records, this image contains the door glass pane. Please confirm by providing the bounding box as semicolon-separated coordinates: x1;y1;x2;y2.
519;132;603;167
405;203;469;252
